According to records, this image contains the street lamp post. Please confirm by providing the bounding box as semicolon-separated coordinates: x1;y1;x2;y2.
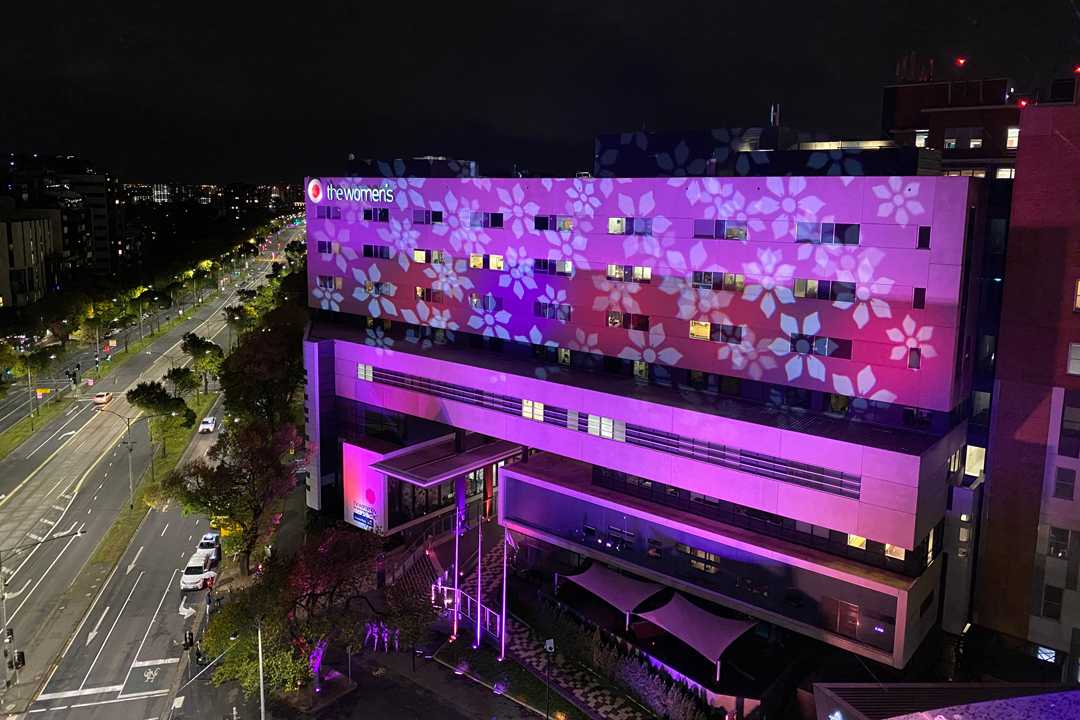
95;408;178;507
1;529;86;689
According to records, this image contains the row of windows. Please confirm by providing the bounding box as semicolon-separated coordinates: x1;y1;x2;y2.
316;275;343;290
415;287;445;304
534;300;572;322
942;167;1017;180
606;264;652;283
795;222;860;246
534;214;574;232
690;271;745;292
534;258;573;276
315;206;342;220
688;320;742;344
362;207;391;223
933;125;1019;151
777;334;854;360
691;219;750;241
413;209;444;225
607;311;650;331
362;244;391;259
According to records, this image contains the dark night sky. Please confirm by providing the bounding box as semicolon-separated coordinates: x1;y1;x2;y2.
3;1;1077;183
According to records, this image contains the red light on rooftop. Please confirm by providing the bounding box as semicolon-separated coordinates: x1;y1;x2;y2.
1074;64;1080;74
1018;99;1029;108
954;56;968;67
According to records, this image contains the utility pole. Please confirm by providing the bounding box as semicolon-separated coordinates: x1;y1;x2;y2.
26;369;34;433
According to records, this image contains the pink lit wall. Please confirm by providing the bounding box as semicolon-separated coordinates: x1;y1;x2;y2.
341;441;387;532
307;176;974;412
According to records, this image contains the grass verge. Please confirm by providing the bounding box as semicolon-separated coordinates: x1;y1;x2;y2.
89;391;218;568
0;396;74;462
437;640;590;720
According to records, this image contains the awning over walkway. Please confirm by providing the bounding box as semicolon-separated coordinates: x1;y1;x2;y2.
563;563;663;615
636;593;755;662
370;435;521;487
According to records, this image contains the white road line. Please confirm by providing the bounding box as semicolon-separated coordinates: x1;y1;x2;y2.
160;523;169;537
11;527;82;621
41;518;55;526
130;657;180;668
25;403;90;458
37;684;125;701
5;579;31;598
122;569;179;690
55;521;78;537
86;605;110;646
70;689;167;708
51;504;65;512
27;533;45;542
79;571;144;690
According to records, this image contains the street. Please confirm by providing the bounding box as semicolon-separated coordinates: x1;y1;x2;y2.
0;227;299;715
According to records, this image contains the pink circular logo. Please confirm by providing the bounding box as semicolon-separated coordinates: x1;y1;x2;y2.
307;178;323;203
365;488;376;504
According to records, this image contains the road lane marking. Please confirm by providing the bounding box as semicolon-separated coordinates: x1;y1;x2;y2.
126;546;144;575
130;657;180;668
4;579;31;598
25;407;90;459
86;605;110;646
108;689;169;702
11;525;83;621
37;684;125;701
160;523;169;537
27;533;45;542
122;569;179;691
79;571;144;690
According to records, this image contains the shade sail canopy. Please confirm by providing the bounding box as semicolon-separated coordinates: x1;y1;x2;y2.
563;563;663;615
636;593;755;662
370;435;521;487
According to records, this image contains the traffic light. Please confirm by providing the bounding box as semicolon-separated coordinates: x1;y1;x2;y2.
183;630;194;650
4;628;12;644
13;651;24;670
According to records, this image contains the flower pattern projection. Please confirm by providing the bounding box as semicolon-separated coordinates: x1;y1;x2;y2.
770;313;826;382
376;218;420;272
376;159;426;210
433;191;490;256
833;248;893;329
307;175;966;411
591;273;641;314
364;326;395;355
742;248;795;318
655;141;708;177
423;258;474;302
565;179;602;217
872;177;925;227
496;184;540;239
498;246;537;300
467;306;513;340
831;365;897;403
886;315;937;361
618;324;683;366
351;265;397;318
748;177;825;240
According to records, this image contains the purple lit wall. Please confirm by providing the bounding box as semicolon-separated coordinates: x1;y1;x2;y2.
306;175;973;412
341;441;387;531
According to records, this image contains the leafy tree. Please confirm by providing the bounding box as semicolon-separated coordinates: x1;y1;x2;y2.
0;342;16;396
181;332;223;394
202;564;311;697
12;349;54;383
385;577;440;671
284;239;306;267
125;380;196;431
164;366;200;398
219;305;305;427
223;304;255;345
163;421;299;575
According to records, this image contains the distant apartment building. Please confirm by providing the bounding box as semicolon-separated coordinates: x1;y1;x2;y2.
303;171;984;669
0;208;61;308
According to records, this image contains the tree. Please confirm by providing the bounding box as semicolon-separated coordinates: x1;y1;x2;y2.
223;304;255;347
181;332;223;394
164;366;199;398
219;305;305;427
126;380;196;430
385;577;440;671
163;421;299;576
284;239;306;268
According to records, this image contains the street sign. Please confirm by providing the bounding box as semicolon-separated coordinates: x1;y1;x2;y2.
84;378;95;386
108;339;118;348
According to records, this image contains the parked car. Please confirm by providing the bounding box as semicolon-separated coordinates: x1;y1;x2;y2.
180;553;216;592
198;416;217;433
193;532;221;565
92;392;113;405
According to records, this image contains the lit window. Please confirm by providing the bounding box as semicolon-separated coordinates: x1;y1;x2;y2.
1036;646;1057;663
606;264;625;281
884;544;906;561
469;254;484;269
412;249;427;263
944;138;958;150
356;363;373;381
633;360;648;381
846;534;867;550
914;131;928;148
632;266;651;283
1006;126;1020;150
557;348;571;367
969;137;983;149
607;311;623;328
488;254;504;271
1068;343;1080;375
431;250;446;264
689;321;711;341
1049;527;1070;559
521;399;545;422
960;513;970;522
959;527;971;542
607;217;627;235
965;445;986;477
995;167;1016;179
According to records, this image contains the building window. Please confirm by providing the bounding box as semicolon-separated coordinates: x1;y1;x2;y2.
316;275;336;289
607;217;626;235
469;253;504;270
413;249;430;264
533;300;572;322
534;258;573;277
468;293;500;311
995;167;1016;179
412;209;443;225
1060;392;1080;457
969;137;983;149
917;226;931;249
722;273;745;292
1048;527;1070;559
915;131;928;148
692;219;748;241
913;287;926;309
316;240;337;254
534;215;573;232
607;311;623;328
557;347;571;367
908;348;922;369
1036;646;1057;663
1043;585;1063;620
1006;127;1020;150
795;222;860;246
607;216;653;236
587;414;625;442
415;287;444;304
944;137;958;150
633;360;648;381
959;527;972;542
1068;344;1080;375
965;445;986;478
884;544;906;561
1054;467;1076;500
469;211;503;228
362;244;391;259
846;534;867;550
521;399;545;422
606;264;651;283
362;207;390;223
691;271;715;289
357;363;373;381
689;320;711;341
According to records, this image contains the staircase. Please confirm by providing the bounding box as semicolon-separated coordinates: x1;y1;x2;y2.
462;531;505;606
